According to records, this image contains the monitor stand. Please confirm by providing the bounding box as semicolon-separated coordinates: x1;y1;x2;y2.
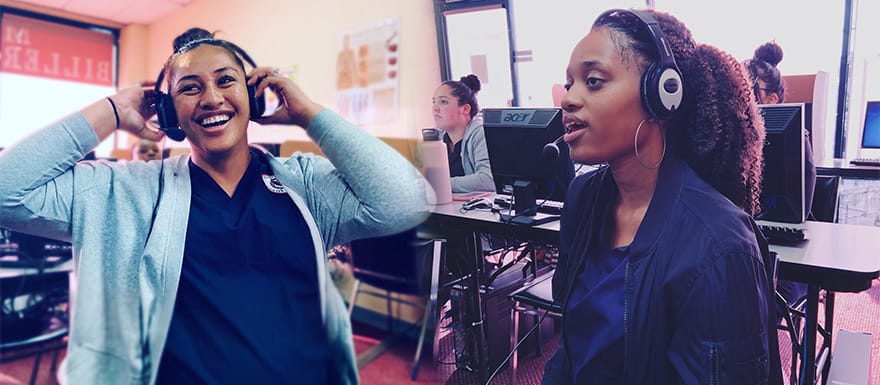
499;180;560;225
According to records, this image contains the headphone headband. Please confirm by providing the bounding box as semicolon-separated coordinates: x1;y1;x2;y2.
624;10;679;75
596;8;684;119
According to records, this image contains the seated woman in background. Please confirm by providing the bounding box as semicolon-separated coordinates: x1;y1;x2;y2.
745;41;817;311
131;138;162;161
432;74;495;192
745;40;817;218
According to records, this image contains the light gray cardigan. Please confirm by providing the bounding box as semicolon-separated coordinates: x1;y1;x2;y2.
450;115;495;193
0;109;428;385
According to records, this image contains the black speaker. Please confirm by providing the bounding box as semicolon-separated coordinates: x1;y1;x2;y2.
600;9;684;120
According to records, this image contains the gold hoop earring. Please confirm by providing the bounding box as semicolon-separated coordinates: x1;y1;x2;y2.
634;119;666;169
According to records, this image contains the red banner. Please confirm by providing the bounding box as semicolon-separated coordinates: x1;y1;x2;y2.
1;14;114;86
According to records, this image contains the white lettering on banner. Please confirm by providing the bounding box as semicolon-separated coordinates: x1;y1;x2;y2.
0;22;113;86
4;25;31;45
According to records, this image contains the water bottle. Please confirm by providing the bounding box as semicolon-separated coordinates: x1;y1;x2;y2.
421;128;452;205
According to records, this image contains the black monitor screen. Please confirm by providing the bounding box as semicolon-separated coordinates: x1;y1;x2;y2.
861;101;880;149
483;107;574;210
757;103;805;223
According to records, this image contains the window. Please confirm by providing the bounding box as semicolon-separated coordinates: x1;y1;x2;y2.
0;8;118;156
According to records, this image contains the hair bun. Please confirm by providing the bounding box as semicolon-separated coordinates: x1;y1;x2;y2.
753;41;783;67
173;28;215;53
459;74;481;93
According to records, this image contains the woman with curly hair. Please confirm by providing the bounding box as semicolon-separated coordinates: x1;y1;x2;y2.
542;8;781;384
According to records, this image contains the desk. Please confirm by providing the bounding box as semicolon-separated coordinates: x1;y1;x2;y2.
816;159;880;179
422;198;559;382
762;220;880;385
429;199;880;385
1;260;73;306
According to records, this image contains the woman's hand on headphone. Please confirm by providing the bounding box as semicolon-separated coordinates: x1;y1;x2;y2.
247;67;323;129
111;81;166;141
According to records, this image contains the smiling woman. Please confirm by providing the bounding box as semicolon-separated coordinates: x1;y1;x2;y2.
0;26;428;385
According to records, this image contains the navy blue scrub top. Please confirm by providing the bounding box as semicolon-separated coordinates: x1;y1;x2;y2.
564;218;628;384
157;149;329;385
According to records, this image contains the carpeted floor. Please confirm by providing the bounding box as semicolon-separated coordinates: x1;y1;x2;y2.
1;279;878;385
356;279;880;385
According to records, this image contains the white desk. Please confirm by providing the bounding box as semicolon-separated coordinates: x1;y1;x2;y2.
0;259;73;279
428;201;880;385
762;220;880;385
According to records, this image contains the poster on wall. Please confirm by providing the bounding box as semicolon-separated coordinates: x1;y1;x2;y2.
335;18;400;125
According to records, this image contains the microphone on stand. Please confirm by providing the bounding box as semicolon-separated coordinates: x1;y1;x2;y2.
542;134;566;160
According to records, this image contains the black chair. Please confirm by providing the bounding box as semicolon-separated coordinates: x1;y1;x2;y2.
810;175;841;223
346;229;446;381
507;271;562;385
1;271;69;385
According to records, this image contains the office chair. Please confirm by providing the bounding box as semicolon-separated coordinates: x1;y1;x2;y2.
346;229;447;381
507;271;561;385
809;175;841;223
0;272;69;385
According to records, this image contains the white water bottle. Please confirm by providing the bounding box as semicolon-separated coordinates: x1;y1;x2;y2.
421;128;453;205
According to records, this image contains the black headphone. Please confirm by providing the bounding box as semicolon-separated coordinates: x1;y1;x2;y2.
153;40;266;142
599;9;684;120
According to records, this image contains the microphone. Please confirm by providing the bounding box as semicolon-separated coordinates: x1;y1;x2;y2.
542;134;565;160
163;127;186;142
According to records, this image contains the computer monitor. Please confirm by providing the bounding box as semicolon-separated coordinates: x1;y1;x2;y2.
482;107;574;224
757;103;806;224
860;101;880;150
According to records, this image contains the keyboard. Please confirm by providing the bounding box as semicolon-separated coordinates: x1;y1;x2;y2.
493;197;564;215
849;158;880;167
537;200;564;215
758;224;807;245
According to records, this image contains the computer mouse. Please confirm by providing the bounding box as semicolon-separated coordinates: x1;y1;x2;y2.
462;197;493;210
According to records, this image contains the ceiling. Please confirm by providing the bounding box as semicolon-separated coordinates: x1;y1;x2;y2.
11;0;194;25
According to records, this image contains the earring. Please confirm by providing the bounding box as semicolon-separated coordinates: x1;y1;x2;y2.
634;119;666;169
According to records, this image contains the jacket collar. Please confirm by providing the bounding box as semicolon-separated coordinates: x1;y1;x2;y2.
620;157;686;261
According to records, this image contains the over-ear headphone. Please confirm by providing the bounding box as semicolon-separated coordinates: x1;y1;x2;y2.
599;9;684;120
153;40;266;142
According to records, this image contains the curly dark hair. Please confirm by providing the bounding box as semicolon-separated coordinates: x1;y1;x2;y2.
593;9;764;216
441;74;481;119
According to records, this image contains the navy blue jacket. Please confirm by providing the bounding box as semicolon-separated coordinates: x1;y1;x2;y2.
544;159;782;385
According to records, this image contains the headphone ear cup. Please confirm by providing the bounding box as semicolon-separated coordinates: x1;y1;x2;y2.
641;62;683;120
155;92;186;142
248;84;265;119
